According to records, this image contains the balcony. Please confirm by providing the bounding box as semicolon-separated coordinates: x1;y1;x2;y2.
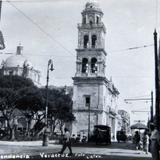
78;23;106;30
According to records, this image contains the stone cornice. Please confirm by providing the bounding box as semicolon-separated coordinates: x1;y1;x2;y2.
76;48;107;56
72;76;110;85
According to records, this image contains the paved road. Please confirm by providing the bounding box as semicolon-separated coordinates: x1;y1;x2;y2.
0;141;152;160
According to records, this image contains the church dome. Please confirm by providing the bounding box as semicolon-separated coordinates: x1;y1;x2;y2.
3;45;33;68
85;0;100;10
4;55;32;68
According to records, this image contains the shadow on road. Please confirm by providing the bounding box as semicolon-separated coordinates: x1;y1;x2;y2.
72;141;135;150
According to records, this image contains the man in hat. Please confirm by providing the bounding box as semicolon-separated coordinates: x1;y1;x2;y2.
150;123;160;160
59;128;73;156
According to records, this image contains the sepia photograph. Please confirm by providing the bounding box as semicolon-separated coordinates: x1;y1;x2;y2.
0;0;159;159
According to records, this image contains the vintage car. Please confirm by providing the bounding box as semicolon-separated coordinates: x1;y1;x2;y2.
116;130;127;142
90;125;111;145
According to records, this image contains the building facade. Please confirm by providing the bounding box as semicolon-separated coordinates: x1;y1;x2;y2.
0;45;41;85
72;1;119;139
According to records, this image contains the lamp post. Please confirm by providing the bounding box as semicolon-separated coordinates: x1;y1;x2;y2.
42;59;54;146
154;30;160;131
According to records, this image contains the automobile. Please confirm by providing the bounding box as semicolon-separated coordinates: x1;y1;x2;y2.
90;125;111;145
116;130;127;143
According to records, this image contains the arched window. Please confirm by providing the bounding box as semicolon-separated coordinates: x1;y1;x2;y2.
83;16;86;24
96;16;99;24
84;35;89;48
91;57;97;73
92;35;97;48
82;58;88;73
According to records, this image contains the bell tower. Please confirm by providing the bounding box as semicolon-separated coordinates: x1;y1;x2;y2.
75;1;106;78
72;1;119;138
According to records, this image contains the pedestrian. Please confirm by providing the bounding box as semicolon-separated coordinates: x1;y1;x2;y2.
58;128;73;156
134;131;140;150
142;129;149;154
150;123;160;160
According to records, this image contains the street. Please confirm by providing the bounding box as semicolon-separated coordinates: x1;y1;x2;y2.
0;141;152;160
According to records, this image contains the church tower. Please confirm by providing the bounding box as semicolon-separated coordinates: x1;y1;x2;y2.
72;1;119;138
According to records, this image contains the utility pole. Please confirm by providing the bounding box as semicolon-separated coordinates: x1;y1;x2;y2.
154;29;160;130
150;91;154;122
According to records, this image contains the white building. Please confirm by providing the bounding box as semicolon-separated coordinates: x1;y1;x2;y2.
0;45;41;86
72;1;119;139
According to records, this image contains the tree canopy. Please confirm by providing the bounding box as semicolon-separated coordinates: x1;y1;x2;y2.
0;75;75;139
0;75;34;90
41;87;75;131
16;86;44;112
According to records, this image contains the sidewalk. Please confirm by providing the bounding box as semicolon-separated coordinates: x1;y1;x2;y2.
0;140;152;159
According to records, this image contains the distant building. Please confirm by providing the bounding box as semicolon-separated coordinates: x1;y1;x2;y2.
0;45;41;85
117;110;130;134
72;1;119;139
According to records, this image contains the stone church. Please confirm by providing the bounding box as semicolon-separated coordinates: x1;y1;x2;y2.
0;44;41;86
72;1;119;139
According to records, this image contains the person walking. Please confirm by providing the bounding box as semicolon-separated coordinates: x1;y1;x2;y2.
142;129;149;154
134;131;140;150
150;123;160;160
59;128;73;156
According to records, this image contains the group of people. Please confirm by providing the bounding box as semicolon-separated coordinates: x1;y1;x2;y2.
133;123;160;160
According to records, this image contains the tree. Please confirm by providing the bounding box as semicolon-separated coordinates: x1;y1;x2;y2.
0;88;19;140
0;75;34;90
0;75;75;140
0;75;35;140
16;86;45;137
40;87;75;134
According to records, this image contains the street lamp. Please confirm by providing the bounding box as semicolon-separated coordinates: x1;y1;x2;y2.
45;59;54;125
42;59;54;146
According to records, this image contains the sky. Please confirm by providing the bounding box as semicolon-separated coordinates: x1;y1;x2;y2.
0;0;158;124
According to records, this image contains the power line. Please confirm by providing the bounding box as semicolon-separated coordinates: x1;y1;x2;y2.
3;1;155;57
110;44;153;54
124;98;151;101
1;43;154;58
131;110;150;113
2;1;155;60
6;0;75;57
125;95;151;99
